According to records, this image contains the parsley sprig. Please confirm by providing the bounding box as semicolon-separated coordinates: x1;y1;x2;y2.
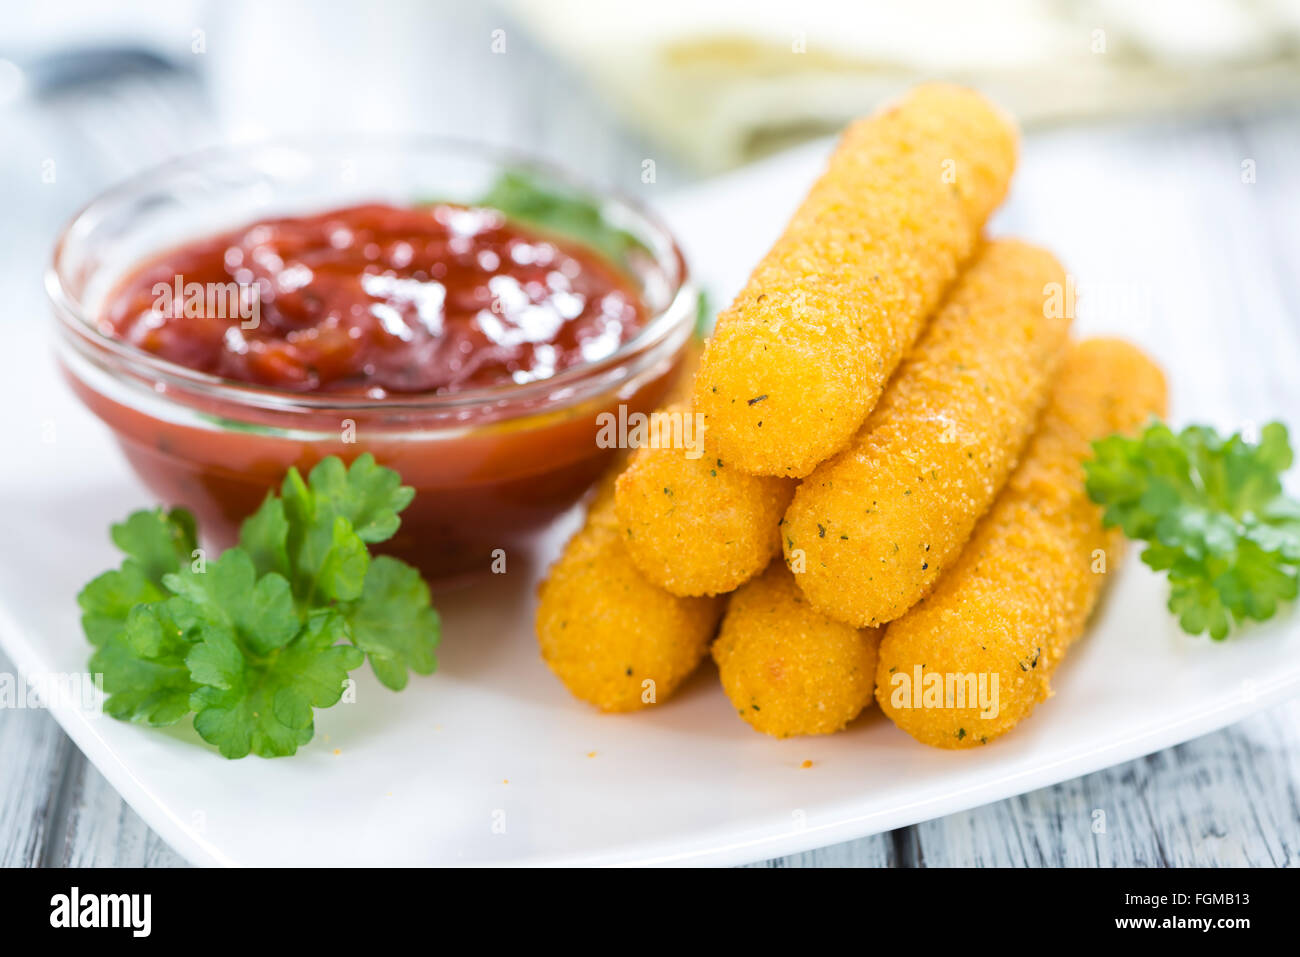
1085;421;1300;639
77;455;439;758
477;170;646;269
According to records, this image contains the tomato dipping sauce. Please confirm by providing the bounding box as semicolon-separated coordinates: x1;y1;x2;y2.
62;195;689;584
102;203;646;395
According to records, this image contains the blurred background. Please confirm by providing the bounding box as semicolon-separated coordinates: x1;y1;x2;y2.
5;0;1300;173
3;0;1300;867
4;0;1298;321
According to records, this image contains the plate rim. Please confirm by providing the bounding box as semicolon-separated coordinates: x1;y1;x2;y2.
6;590;1298;867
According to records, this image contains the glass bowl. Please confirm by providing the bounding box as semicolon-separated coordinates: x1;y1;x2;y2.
48;138;695;583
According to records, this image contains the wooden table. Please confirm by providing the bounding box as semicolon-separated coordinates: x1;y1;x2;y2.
1;5;1296;867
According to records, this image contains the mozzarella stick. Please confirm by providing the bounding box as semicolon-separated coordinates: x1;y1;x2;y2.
876;339;1167;748
536;475;725;712
694;84;1018;477
785;240;1072;627
713;561;881;737
614;416;795;596
536;344;724;712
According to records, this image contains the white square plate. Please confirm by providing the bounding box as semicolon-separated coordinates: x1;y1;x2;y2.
3;129;1299;866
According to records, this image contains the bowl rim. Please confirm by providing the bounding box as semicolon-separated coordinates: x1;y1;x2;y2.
47;134;695;415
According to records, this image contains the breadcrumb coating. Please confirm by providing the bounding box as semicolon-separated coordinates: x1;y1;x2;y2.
713;562;881;737
536;343;725;712
785;240;1072;627
615;410;795;595
693;83;1019;477
536;486;725;712
876;339;1167;748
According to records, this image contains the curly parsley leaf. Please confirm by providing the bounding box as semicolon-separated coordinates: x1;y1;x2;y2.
78;455;440;758
90;600;198;726
164;550;299;656
189;612;363;759
344;555;440;690
78;563;165;648
77;508;195;646
110;508;197;584
298;454;414;544
276;454;413;605
238;494;291;580
298;515;370;605
1085;420;1300;639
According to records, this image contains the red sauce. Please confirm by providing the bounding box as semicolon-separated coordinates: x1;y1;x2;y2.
102;203;645;395
71;200;683;584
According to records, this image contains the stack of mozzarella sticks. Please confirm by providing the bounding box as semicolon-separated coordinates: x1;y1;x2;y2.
536;84;1167;749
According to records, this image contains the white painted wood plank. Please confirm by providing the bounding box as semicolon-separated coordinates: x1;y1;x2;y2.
43;751;190;868
0;651;76;867
745;833;894;868
903;699;1300;867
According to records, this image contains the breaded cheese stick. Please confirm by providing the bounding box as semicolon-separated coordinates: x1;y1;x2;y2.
536;343;724;712
713;561;881;737
693;84;1018;477
876;339;1167;749
614;414;795;596
784;240;1072;627
536;476;725;712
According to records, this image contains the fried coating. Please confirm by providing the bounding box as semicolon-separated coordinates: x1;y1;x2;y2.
876;339;1167;748
536;487;725;712
784;240;1072;627
713;562;881;737
536;342;724;712
693;84;1019;477
615;411;795;595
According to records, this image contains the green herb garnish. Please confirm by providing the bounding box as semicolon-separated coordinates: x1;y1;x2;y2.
78;454;439;758
477;170;645;268
1085;421;1300;639
695;288;715;339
